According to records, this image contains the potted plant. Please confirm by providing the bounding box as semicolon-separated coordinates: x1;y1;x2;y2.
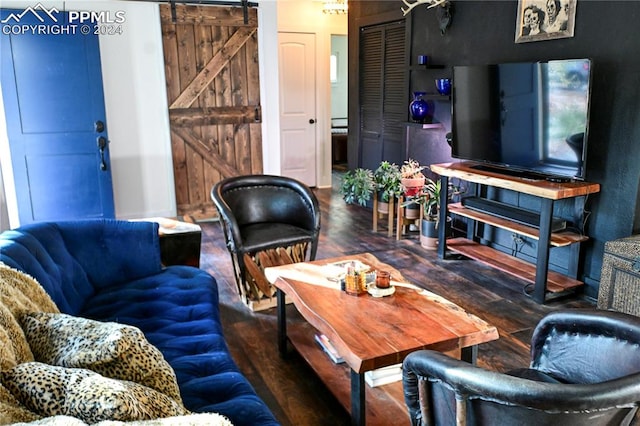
373;161;402;214
400;176;459;249
419;178;444;249
400;159;425;197
339;168;375;207
420;178;462;249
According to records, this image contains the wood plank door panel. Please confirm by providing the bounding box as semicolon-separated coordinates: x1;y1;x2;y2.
160;4;262;219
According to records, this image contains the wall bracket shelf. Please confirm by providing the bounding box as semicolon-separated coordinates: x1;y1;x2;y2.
405;122;443;130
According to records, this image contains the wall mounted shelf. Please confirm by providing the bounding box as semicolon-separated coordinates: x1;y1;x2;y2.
405;122;443;130
409;64;446;71
422;93;450;101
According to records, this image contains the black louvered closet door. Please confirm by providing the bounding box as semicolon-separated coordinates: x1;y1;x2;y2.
359;20;406;170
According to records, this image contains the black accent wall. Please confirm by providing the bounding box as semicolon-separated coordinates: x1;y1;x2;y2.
348;1;640;299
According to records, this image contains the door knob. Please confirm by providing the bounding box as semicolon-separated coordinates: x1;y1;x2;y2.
309;119;316;124
95;120;105;133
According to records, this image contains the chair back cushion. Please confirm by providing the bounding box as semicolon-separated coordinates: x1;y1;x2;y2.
531;309;640;383
212;174;320;254
217;175;317;230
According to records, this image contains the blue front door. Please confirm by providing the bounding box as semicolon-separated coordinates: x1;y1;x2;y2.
1;8;114;225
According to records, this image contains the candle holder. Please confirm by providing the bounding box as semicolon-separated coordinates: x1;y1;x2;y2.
376;271;391;289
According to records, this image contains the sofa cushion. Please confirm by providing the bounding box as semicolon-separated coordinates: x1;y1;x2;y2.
80;266;279;426
20;313;182;405
1;363;187;423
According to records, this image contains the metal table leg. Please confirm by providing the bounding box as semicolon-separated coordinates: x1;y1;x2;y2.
277;288;287;358
461;345;478;364
351;369;365;426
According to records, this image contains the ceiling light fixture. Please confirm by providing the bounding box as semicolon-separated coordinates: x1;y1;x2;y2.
323;0;348;15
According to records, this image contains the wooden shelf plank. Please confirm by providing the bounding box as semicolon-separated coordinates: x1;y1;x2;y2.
409;64;446;70
448;203;588;247
431;161;601;200
287;322;409;426
405;122;444;129
446;238;584;294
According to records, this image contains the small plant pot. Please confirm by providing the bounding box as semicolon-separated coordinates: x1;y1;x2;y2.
405;203;420;220
420;217;451;250
420;219;438;250
376;193;391;214
401;177;425;197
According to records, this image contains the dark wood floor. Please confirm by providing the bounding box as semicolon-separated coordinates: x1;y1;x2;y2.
198;172;594;426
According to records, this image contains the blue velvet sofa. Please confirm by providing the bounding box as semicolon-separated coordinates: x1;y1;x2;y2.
0;219;279;426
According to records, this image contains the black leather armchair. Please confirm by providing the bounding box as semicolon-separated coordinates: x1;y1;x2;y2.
403;309;640;425
211;175;320;309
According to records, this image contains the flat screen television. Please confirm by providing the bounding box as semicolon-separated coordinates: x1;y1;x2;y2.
451;58;592;181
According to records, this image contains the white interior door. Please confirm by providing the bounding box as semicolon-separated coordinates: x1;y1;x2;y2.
278;32;317;187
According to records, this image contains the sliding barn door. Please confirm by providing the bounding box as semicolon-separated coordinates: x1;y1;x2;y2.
160;4;262;219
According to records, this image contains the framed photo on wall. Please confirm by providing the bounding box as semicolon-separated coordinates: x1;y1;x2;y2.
515;0;577;43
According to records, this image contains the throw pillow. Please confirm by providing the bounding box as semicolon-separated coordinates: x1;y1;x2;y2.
20;313;182;405
1;363;188;424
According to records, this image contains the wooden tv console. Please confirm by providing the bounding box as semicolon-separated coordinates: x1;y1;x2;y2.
430;161;601;303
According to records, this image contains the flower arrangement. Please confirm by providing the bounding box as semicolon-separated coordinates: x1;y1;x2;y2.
400;159;426;197
400;159;425;179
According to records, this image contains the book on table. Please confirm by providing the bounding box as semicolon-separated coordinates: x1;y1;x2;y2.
314;334;344;364
364;363;403;388
315;334;402;387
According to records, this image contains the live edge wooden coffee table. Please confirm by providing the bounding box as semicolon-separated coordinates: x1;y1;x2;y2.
264;253;498;426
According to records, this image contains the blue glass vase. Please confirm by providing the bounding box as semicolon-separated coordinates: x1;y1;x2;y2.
435;78;451;96
409;91;430;123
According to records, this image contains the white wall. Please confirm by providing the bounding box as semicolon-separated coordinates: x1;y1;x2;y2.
331;34;348;120
98;3;176;220
257;0;281;177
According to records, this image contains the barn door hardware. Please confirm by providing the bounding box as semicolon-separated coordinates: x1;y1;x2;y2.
136;0;257;23
170;0;177;23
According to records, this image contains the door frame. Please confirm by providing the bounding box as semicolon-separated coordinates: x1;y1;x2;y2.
0;90;17;227
0;7;114;226
274;1;346;189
